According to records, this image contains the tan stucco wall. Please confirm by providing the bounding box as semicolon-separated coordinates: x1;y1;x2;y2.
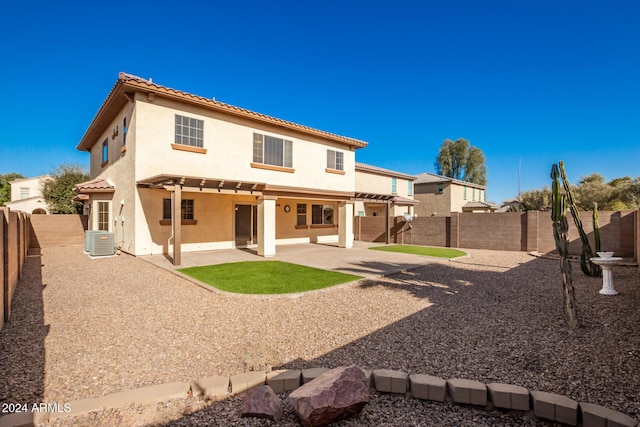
414;183;452;217
353;201;412;218
355;171;413;198
87;102;137;253
414;182;485;217
85;95;360;256
133;191;342;255
133;97;356;193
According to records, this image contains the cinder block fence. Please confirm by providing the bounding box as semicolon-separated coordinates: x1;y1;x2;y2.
0;207;30;331
355;209;639;260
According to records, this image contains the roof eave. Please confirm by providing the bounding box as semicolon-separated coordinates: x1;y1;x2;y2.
77;74;368;152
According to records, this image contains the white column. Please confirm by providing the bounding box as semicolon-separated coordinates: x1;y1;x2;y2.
338;201;354;249
258;197;276;257
172;185;182;266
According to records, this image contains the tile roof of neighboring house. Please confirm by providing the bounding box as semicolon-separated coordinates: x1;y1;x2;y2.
463;201;498;209
355;163;417;180
414;172;486;189
77;73;368;151
9;175;52;184
392;195;419;205
73;178;115;193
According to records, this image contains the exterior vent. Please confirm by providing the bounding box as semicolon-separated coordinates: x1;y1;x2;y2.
85;230;109;252
90;232;115;256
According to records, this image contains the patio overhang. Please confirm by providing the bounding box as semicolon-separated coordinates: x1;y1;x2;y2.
354;193;395;202
136;174;267;195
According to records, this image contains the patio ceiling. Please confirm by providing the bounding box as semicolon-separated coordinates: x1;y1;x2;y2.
136;174;266;195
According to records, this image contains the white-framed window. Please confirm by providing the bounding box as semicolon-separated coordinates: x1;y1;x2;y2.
253;133;292;168
97;201;109;231
408;181;413;196
20;188;30;199
472;188;476;201
311;204;334;225
163;199;195;220
463;186;467;200
296;204;306;226
175;115;204;148
326;150;344;171
391;178;397;194
437;184;444;194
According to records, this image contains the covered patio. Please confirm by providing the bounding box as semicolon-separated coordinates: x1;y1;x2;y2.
136;174;356;266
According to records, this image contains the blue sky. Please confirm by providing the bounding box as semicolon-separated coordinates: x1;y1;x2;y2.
1;0;638;204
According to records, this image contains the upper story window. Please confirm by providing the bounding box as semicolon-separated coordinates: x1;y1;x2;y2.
20;188;30;199
326;150;344;171
472;188;476;201
391;177;397;194
253;133;292;168
408;181;413;196
463;186;467;200
123;117;127;146
175;115;204;148
101;138;108;167
437;184;443;194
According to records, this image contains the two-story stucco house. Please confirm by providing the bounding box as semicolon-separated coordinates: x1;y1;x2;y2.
354;163;417;217
5;176;51;214
413;172;496;217
74;73;366;264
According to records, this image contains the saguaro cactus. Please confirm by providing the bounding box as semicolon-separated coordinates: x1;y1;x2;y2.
593;202;601;254
551;164;579;328
558;161;601;277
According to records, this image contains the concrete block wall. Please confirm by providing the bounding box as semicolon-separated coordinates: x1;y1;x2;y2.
3;366;637;426
457;212;525;251
29;215;88;249
1;208;30;331
356;208;638;260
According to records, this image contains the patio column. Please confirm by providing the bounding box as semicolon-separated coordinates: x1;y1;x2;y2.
338;201;353;249
172;184;182;266
257;196;276;257
385;200;390;244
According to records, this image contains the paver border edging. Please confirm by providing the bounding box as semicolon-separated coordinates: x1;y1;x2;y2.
1;366;637;427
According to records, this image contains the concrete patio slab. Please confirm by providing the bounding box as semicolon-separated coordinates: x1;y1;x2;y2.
140;241;452;280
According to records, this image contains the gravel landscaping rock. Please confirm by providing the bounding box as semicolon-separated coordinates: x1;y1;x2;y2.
1;245;638;426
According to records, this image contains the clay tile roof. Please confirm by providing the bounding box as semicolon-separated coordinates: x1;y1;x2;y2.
414;172;486;189
74;178;115;193
462;201;497;209
77;73;368;151
355;162;417;180
393;195;419;205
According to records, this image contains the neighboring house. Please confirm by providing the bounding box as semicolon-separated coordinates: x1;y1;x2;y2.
74;73;367;264
413;172;496;216
354;163;417;217
5;175;51;214
497;198;525;212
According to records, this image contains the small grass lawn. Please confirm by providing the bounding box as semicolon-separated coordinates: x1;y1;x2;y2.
177;261;363;294
369;245;466;258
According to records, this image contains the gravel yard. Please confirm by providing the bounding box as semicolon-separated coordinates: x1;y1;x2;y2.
1;245;638;426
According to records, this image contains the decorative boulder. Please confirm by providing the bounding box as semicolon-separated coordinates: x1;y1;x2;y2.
288;365;370;427
241;385;283;422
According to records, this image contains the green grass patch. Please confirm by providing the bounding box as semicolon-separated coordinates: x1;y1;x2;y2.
369;245;466;258
177;261;362;294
